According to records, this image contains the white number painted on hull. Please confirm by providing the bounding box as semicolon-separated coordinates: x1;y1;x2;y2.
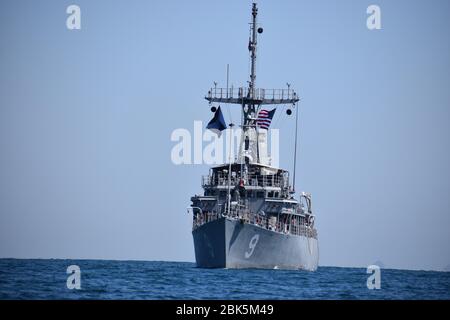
245;234;260;259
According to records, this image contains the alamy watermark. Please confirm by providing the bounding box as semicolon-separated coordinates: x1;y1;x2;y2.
66;265;81;290
170;121;280;166
367;5;381;30
366;265;381;289
66;5;81;30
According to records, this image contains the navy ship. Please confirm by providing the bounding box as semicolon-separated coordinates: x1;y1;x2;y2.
189;3;318;270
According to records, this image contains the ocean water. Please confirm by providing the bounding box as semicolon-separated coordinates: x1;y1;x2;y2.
0;259;449;300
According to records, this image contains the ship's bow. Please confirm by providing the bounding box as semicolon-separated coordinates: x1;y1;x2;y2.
192;217;226;268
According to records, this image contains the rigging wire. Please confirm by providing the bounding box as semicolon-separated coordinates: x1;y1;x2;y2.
292;102;299;193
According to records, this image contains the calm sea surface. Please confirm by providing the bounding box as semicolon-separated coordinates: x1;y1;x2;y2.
0;259;449;299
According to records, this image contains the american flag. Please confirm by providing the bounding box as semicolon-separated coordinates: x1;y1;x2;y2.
256;108;276;130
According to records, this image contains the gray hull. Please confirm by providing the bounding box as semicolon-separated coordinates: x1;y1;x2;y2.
192;217;319;271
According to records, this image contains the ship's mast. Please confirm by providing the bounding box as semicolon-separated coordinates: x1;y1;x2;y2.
249;2;258;96
240;2;260;167
205;2;299;168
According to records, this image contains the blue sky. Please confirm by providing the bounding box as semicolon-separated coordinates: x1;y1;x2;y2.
0;0;449;271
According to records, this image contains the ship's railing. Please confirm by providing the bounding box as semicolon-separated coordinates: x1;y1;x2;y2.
202;173;288;189
192;211;221;230
192;209;317;239
241;211;318;239
206;87;298;102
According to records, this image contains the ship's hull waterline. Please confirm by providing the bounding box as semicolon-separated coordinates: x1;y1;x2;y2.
192;217;319;271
